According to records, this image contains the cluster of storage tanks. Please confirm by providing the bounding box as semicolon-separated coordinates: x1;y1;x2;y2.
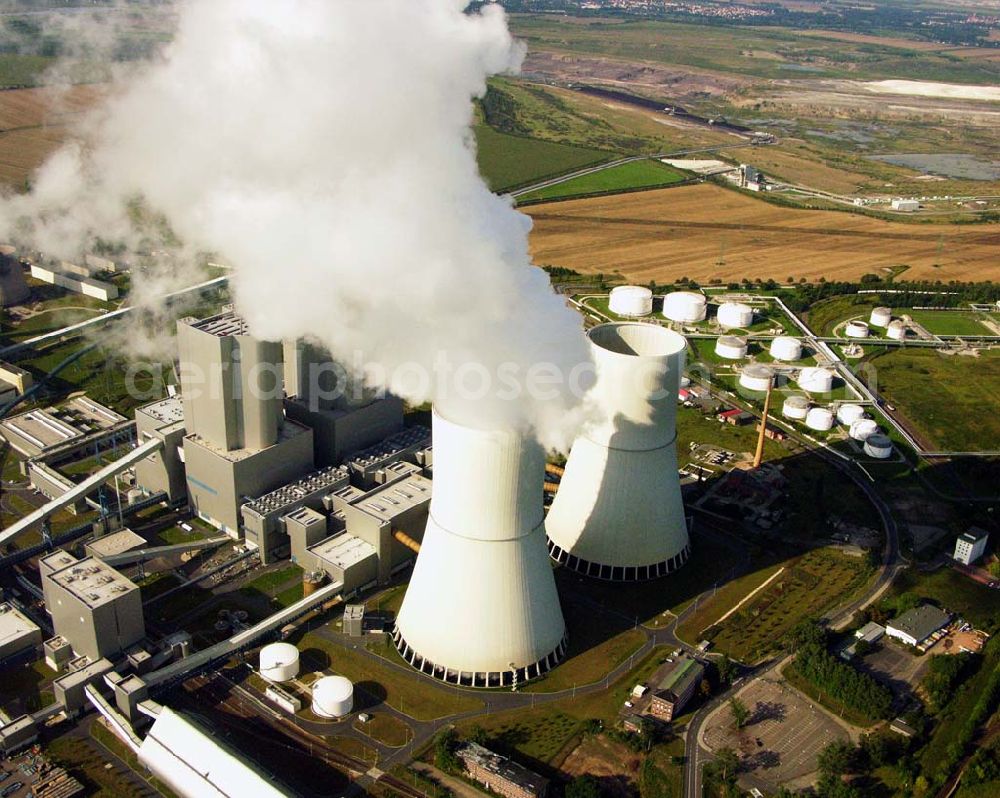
777;398;893;458
609;288;760;334
258;642;354;718
843;307;907;341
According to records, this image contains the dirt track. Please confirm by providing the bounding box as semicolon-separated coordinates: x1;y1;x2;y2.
526;183;1000;284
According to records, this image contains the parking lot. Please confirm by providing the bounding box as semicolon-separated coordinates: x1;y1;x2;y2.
701;675;851;790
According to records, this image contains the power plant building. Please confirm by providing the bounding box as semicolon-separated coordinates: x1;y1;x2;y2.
177;311;313;535
134;397;187;504
40;551;144;661
546;324;690;581
0;603;42;661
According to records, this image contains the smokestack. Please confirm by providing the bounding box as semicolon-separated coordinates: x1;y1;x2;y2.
546;324;690;581
394;410;567;688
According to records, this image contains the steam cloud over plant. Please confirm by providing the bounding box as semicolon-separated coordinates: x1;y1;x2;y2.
0;0;593;447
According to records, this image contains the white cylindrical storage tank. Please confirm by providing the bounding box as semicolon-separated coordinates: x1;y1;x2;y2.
805;407;834;431
886;320;906;340
547;324;690;583
864;434;893;459
739;364;773;392
717;302;754;329
870;307;892;327
798;367;834;393
782;395;811;420
715;335;748;360
609;285;653;317
662;291;707;323
836;404;865;426
311;675;354;718
259;642;299;683
849;418;879;442
845;320;870;338
769;336;802;362
395;411;567;687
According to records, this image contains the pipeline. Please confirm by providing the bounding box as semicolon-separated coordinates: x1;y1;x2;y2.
393;529;421;553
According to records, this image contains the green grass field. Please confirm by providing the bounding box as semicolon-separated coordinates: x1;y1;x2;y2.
867;348;1000;452
885;567;1000;633
897;309;994;337
474;123;612;192
517;158;686;203
802;295;879;337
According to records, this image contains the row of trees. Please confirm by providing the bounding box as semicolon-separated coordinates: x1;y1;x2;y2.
790;640;893;722
921;651;980;713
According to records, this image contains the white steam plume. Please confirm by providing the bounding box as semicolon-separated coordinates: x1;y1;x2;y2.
0;0;592;448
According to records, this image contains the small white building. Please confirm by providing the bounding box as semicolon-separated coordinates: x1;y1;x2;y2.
954;527;989;566
891;199;919;212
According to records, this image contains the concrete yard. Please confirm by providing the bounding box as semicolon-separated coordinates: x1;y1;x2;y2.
857;641;932;703
701;674;852;791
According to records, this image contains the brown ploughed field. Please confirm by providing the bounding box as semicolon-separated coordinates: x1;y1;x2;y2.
527;183;1000;284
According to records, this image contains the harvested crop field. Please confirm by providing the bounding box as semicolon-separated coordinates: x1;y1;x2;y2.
526;183;1000;283
0;85;104;185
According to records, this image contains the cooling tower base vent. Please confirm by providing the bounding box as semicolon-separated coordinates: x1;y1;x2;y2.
548;540;691;582
393;629;568;688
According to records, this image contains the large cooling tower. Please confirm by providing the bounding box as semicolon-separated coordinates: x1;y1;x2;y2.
393;411;566;688
546;323;690;581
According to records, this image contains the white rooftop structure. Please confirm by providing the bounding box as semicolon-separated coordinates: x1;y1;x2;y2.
138;706;290;798
46;556;139;609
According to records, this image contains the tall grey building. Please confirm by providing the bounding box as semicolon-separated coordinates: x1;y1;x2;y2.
177;311;313;535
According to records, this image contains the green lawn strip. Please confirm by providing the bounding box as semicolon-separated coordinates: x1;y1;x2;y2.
676;562;786;642
896;309;993;337
517;159;686;203
297;631;483;721
353;713;411;748
524;627;646;694
867;348;1000;452
240;564;303;595
474;124;613;193
91;722;178;797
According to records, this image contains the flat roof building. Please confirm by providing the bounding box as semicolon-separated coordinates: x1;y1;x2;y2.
457;742;549;798
345;425;431;489
886;605;951;648
135;396;187;504
954;527;989;566
41;552;144;660
308;532;377;596
0;602;42;661
0;396;127;458
85;529;147;560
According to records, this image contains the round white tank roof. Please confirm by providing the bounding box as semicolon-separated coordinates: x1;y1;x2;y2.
805;407;834;431
662;291;707;323
836;404;865;426
717;302;754;330
312;675;354;718
798;367;834;393
870;307;892;327
864;434;893;458
850;418;879;442
715;335;748;360
259;642;299;683
769;336;802;362
739;364;773;392
609;286;653;317
845;320;870;338
782;395;811;420
886;320;906;340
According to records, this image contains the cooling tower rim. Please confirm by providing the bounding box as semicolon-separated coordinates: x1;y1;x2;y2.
588;322;686;359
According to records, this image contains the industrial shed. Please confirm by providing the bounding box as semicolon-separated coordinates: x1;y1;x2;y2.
138;706;291;798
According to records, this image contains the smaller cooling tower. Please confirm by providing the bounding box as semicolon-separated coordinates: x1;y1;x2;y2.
0;252;29;307
312;675;353;718
864;434;893;459
662;291;707;323
717;302;754;329
836;404;865;426
715;335;748;360
394;411;566;687
739;364;773;392
770;336;802;362
805;407;834;431
259;642;299;683
782;395;810;420
845;320;870;338
870;307;892;327
546;323;689;582
798;367;834;393
886;320;907;340
610;286;653;317
849;418;879;442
